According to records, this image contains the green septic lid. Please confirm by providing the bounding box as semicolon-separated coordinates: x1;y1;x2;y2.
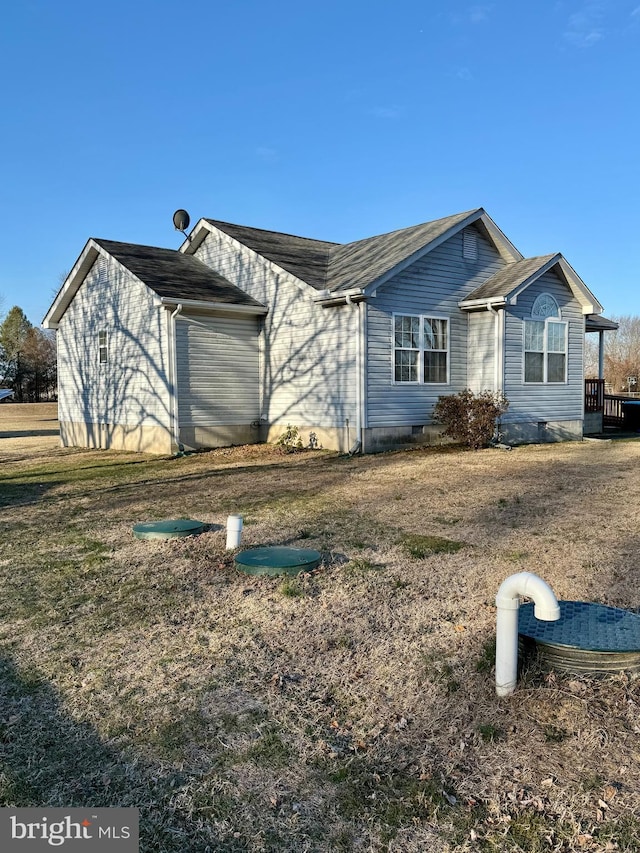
235;546;322;576
133;519;205;540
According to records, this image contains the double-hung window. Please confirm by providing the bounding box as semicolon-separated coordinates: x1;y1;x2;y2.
523;294;567;383
394;314;449;384
98;330;108;364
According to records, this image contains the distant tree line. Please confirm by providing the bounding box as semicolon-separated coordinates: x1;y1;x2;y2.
585;315;640;393
0;306;57;402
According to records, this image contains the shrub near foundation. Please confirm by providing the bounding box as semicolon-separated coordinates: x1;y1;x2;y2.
433;388;509;449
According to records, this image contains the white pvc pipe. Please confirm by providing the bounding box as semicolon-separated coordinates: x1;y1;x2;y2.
495;572;560;697
226;515;243;550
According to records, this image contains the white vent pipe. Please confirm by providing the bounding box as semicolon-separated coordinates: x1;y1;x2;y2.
495;572;560;697
226;515;243;550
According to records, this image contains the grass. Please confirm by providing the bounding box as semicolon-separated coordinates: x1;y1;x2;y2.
398;532;464;558
2;404;640;850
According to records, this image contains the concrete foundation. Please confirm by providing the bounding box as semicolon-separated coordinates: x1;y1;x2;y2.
501;419;583;445
59;421;173;454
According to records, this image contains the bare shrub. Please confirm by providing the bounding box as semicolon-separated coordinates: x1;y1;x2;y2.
433;388;509;449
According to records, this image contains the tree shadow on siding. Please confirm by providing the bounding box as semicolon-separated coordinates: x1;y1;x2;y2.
57;258;173;453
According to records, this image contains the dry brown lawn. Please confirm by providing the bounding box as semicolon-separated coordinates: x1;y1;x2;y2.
1;402;639;851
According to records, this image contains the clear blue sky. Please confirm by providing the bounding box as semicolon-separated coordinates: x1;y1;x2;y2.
1;0;639;325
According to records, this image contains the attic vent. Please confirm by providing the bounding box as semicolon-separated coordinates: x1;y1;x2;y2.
96;257;108;281
463;229;478;261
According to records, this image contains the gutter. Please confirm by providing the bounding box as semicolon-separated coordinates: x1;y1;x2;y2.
160;297;268;315
312;288;366;308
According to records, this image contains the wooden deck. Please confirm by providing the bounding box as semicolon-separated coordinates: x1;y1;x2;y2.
585;379;639;429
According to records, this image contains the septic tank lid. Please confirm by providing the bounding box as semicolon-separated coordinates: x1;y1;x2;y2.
133;519;205;540
235;546;321;576
519;600;640;652
519;600;640;675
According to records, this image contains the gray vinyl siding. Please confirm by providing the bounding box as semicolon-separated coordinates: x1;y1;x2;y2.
503;269;585;423
194;231;357;429
56;255;171;429
366;226;506;427
176;313;259;425
467;311;496;391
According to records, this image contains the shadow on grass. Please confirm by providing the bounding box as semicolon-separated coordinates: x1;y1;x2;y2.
0;430;60;438
0;656;247;852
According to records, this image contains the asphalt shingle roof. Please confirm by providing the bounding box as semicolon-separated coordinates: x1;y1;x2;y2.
462;255;558;303
205;221;337;290
208;210;480;293
94;239;264;307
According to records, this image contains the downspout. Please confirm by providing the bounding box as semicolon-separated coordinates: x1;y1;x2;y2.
169;304;183;452
346;295;363;454
487;301;503;393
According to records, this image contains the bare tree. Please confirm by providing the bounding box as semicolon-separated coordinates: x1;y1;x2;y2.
593;315;640;393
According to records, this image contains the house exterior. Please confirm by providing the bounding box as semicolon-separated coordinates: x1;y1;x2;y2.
43;208;613;454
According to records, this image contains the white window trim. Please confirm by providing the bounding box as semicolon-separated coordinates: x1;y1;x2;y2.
522;318;568;384
392;312;450;385
98;330;108;365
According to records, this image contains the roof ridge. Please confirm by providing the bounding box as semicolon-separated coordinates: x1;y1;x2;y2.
93;237;179;253
334;208;482;251
205;219;340;247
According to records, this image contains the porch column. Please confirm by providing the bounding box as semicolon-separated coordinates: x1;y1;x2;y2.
598;330;604;380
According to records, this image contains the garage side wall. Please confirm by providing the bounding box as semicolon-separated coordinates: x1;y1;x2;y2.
175;311;261;449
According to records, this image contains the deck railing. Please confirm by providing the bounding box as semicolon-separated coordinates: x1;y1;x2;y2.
603;395;626;428
585;379;605;413
584;380;634;428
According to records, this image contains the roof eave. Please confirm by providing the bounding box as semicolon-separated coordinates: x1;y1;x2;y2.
458;296;507;311
42;239;103;328
159;297;268;315
312;287;365;307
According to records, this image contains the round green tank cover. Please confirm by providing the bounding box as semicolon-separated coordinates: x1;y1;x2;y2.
235;546;322;576
133;519;205;540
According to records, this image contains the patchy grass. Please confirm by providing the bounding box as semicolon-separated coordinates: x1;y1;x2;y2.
2;408;640;850
398;532;464;558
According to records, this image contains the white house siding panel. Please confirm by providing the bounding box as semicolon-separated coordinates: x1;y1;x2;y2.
176;313;259;425
503;269;585;425
366;226;506;427
467;311;496;392
193;233;357;430
56;256;171;434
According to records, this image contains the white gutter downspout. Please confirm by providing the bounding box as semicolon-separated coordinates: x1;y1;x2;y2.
487;301;504;393
495;572;560;696
169;304;183;452
346;295;363;453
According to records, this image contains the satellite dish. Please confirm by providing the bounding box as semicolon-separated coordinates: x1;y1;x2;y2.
172;209;191;232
